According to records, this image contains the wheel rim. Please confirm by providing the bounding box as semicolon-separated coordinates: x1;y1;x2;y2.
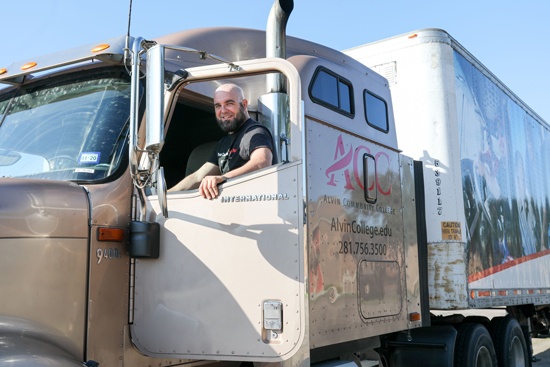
510;335;526;367
476;346;494;367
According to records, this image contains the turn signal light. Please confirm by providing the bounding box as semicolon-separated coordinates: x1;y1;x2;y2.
0;69;6;75
21;62;37;70
471;290;475;299
98;228;125;242
91;44;110;53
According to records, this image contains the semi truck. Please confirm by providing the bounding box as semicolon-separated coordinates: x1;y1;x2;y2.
0;1;546;366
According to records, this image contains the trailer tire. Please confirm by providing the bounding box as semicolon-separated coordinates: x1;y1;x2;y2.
454;323;498;367
488;316;529;367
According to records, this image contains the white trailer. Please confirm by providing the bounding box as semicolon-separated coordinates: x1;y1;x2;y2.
346;28;550;365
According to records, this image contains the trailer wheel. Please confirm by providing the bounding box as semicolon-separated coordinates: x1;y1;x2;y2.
454;323;498;367
488;316;529;367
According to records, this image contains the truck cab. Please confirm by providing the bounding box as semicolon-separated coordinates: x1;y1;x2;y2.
0;3;427;366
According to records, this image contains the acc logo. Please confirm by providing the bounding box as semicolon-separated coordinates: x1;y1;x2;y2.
325;135;391;195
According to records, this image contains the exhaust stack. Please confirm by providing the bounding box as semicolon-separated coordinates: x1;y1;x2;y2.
266;0;294;93
260;0;294;163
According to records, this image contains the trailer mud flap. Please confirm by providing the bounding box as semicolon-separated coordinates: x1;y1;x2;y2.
131;162;305;362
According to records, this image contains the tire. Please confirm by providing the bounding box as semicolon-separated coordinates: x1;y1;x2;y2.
488;316;530;367
454;323;498;367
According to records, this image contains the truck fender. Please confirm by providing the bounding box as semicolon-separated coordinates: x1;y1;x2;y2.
386;325;457;367
0;316;84;366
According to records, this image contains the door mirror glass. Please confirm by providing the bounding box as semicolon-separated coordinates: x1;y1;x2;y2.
157;166;168;218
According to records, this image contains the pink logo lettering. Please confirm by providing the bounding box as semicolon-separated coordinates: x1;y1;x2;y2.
325;135;392;196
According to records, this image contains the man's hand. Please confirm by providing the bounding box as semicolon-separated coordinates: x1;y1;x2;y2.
199;175;227;199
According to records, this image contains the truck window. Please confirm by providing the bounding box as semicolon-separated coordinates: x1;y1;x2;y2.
0;70;138;181
364;89;389;133
309;66;354;117
0;93;12;116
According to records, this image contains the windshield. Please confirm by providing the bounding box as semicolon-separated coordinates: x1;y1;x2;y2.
0;70;138;181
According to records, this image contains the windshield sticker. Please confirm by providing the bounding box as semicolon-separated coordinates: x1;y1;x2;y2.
79;152;101;164
75;168;95;174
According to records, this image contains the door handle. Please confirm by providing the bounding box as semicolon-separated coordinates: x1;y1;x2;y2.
363;153;377;204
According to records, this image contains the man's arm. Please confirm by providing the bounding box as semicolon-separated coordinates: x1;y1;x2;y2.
169;162;220;192
199;147;273;199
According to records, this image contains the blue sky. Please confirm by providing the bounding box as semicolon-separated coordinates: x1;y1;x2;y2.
2;0;549;121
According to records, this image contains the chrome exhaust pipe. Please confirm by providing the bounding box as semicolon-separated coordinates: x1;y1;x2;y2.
266;0;294;93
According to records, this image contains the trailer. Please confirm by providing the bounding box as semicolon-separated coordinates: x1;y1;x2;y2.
346;28;550;365
0;2;544;366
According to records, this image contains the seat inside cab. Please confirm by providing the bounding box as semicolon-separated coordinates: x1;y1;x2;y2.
160;100;224;189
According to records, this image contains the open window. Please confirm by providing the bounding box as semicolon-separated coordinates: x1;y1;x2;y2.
160;74;284;191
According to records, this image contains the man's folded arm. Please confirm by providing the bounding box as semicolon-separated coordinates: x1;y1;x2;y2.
168;162;221;192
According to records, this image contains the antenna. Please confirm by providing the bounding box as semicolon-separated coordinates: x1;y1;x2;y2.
124;0;133;65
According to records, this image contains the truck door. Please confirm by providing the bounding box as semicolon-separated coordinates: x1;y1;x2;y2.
130;60;305;363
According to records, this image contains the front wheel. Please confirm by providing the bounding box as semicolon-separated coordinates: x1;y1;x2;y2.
454;323;498;367
488;316;529;367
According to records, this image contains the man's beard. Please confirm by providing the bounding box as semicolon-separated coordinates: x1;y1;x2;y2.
216;104;247;133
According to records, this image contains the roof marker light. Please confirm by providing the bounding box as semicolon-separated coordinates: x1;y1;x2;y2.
0;69;6;75
21;62;37;70
91;44;110;53
409;34;418;39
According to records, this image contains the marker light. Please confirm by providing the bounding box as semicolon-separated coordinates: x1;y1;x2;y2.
91;44;110;53
98;228;125;242
408;34;418;39
471;291;475;299
410;312;421;321
0;69;6;75
21;62;37;70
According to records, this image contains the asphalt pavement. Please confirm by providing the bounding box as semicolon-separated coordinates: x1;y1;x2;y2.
532;334;550;366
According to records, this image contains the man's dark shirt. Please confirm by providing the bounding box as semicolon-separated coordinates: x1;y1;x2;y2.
208;118;277;174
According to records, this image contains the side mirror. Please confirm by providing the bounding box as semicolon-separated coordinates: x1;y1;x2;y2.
145;45;165;154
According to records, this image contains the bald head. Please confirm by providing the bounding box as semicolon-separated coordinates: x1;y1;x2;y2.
214;83;250;133
215;83;245;102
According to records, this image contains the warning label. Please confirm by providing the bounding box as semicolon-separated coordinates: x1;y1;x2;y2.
441;221;462;241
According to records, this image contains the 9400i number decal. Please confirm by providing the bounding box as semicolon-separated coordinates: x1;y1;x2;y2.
338;241;387;256
96;248;122;264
